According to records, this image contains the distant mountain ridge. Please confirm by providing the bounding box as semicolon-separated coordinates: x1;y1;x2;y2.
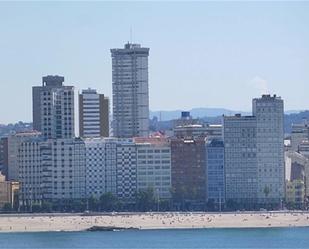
150;108;309;134
0;110;307;137
150;108;250;121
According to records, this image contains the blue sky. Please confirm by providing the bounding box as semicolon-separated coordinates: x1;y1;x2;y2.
0;1;309;123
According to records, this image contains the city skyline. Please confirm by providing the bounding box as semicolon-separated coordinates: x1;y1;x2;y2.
1;1;309;124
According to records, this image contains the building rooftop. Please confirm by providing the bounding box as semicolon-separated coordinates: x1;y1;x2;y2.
111;43;149;55
81;88;97;94
42;75;64;87
253;94;282;101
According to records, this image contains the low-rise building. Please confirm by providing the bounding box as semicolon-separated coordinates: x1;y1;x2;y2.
0;173;19;209
285;150;309;205
290;122;309;152
286;180;305;208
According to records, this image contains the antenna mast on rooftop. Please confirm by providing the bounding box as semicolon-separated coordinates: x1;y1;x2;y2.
130;26;133;44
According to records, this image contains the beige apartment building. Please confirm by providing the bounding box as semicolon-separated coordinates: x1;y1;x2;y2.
0;173;19;209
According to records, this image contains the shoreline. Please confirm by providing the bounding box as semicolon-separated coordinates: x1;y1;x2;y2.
0;212;309;233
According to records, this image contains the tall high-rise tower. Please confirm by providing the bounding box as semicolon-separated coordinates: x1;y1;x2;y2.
111;43;150;138
253;94;285;204
224;94;285;207
32;75;74;139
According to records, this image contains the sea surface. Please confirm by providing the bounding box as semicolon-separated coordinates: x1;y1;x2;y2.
1;227;309;249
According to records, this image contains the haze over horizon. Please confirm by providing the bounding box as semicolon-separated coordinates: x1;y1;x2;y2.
0;2;308;124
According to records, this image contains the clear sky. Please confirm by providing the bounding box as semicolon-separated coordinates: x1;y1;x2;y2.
0;1;308;124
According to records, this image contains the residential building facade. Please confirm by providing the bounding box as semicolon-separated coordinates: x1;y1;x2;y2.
205;137;225;204
224;94;285;207
290;122;309;151
32;75;74;139
224;115;258;205
0;173;19;209
135;138;171;200
19;138;86;208
253;94;285;204
7;131;41;181
171;137;207;208
79;88;109;138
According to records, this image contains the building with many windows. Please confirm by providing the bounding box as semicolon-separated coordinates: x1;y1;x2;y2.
0;137;8;178
116;140;137;201
32;75;75;139
135;137;171;200
171;137;207;209
84;137;172;202
7;131;41;181
19;138;86;208
0;173;19;209
224;115;258;205
290;122;309;152
253;94;285;204
84;138;136;200
111;43;150;138
224;94;285;207
205;137;225;205
79;88;109;138
84;138;115;198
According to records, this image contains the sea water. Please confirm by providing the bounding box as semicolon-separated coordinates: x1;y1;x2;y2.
0;227;309;249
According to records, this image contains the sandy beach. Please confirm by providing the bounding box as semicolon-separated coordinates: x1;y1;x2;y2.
0;212;309;232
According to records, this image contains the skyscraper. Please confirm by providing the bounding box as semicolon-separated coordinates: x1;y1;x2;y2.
79;88;109;138
253;94;285;204
224;115;258;205
111;43;150;138
224;94;285;207
32;75;74;139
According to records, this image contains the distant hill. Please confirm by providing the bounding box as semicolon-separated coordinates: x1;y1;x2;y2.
0;122;33;137
1;110;307;137
150;108;309;134
284;110;309;133
150;108;250;121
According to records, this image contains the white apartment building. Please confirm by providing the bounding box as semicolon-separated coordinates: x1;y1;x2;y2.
84;138;118;198
224;115;258;204
111;43;150;138
224;95;285;206
85;138;136;200
79;89;109;138
46;139;86;201
135;139;171;199
7;131;41;181
18;137;44;207
116;140;137;201
253;94;285;204
84;137;172;201
19;138;86;207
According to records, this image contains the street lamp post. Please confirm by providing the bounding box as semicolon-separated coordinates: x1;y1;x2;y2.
219;190;222;212
156;188;160;212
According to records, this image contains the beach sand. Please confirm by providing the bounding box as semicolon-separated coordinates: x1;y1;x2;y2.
0;212;309;232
